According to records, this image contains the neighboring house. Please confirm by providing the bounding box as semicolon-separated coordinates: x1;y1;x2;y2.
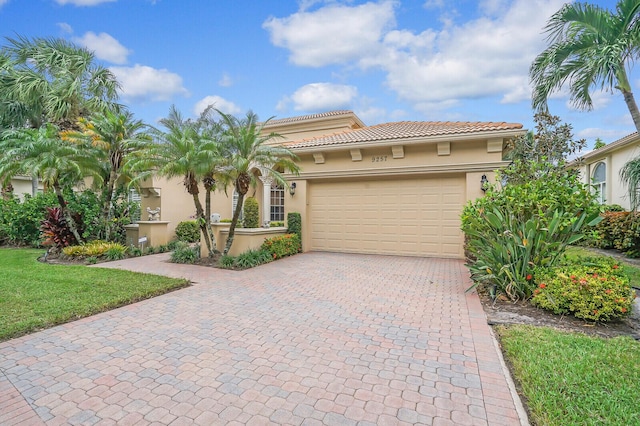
6;175;43;201
577;132;640;210
140;110;524;259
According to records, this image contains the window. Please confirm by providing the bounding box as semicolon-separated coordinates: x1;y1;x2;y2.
232;190;244;221
270;185;284;222
592;162;606;204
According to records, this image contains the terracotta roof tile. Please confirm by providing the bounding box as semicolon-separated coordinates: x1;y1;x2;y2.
264;110;356;127
284;120;523;149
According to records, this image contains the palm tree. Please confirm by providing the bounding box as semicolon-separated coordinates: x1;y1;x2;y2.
1;35;120;131
216;110;299;256
62;109;152;240
1;35;120;196
530;0;640;133
129;106;222;257
0;124;103;243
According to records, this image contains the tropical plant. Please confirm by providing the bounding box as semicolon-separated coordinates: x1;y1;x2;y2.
0;35;120;197
463;206;601;301
61;109;152;240
0;35;119;131
530;0;640;133
170;241;200;264
128;106;222;257
216;110;299;255
0;124;102;243
40;206;83;248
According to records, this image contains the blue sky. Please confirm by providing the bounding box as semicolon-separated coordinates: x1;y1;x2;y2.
1;0;637;149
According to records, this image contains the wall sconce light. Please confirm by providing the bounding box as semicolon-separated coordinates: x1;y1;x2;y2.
289;182;297;196
480;174;489;192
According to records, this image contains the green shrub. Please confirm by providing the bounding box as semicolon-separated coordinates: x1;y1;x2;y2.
463;206;600;301
220;218;233;223
170;242;199;264
589;211;640;256
270;221;285;227
167;240;179;251
235;248;272;269
130;246;142;257
532;263;635;322
63;241;128;259
243;197;259;228
175;220;200;243
287;212;302;252
105;245;128;261
462;165;600;301
219;254;236;269
86;256;98;265
144;246;158;255
261;233;300;260
0;192;58;246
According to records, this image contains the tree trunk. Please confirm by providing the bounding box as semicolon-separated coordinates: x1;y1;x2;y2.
617;68;640;134
223;190;245;256
622;89;640;134
188;183;214;258
52;181;84;244
203;187;217;256
102;168;117;241
31;175;38;196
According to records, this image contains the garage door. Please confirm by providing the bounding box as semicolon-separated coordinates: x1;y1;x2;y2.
309;176;465;258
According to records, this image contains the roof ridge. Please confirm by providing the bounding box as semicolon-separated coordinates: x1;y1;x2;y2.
265;110;355;126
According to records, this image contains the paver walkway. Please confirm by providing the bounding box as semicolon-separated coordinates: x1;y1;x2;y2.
0;252;527;425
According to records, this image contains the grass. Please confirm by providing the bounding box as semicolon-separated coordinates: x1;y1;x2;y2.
0;248;188;341
497;325;640;426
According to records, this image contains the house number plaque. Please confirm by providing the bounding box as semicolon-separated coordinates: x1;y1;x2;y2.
371;155;388;162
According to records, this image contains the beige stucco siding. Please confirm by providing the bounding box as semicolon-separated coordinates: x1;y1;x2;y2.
580;140;640;209
307;175;466;258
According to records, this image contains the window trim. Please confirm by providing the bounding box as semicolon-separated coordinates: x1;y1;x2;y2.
591;161;606;204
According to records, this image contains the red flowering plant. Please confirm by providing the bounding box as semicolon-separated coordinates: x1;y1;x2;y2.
532;262;634;322
261;233;301;260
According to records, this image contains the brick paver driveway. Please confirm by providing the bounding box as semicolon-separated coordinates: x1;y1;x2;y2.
0;252;526;425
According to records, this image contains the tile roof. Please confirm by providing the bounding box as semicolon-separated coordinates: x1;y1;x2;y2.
284;120;523;149
579;131;639;160
264;110;357;127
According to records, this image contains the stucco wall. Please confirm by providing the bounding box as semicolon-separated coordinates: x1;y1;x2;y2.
579;140;640;210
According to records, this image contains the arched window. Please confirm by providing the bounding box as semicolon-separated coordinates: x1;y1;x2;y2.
270;185;284;222
592;162;606;204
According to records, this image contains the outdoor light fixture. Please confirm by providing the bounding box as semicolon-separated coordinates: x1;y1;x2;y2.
289;182;297;196
480;174;489;192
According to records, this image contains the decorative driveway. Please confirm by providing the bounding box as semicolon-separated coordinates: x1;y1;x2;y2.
0;252;526;425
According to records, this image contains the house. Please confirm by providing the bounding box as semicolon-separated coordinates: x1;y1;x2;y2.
138;111;524;259
577;132;640;210
5;175;43;201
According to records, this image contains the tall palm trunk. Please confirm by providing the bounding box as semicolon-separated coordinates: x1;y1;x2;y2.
186;176;215;257
102;168;118;241
223;191;245;256
617;69;640;134
52;181;84;244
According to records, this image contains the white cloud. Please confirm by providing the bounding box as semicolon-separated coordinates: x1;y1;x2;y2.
73;31;131;64
57;22;73;34
263;1;396;67
193;95;241;116
55;0;116;5
289;82;358;111
110;64;189;102
218;73;233;87
266;0;568;114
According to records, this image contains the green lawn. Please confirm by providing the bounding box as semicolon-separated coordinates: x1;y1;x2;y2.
0;248;188;341
498;325;640;426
